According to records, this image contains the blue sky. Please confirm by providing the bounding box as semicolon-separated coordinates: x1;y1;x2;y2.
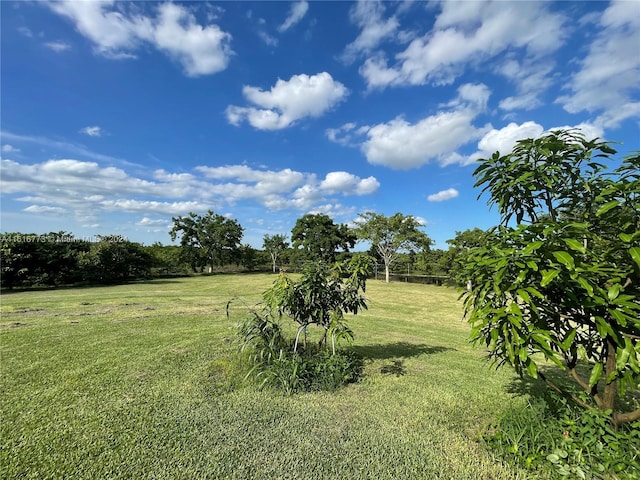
1;0;639;249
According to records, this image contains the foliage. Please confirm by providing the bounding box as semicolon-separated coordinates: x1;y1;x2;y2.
264;254;373;353
263;233;289;273
170;210;244;272
445;228;489;286
231;255;372;393
463;129;640;427
0;232;155;287
485;394;640;479
353;211;432;283
79;236;153;283
145;242;189;275
291;213;356;263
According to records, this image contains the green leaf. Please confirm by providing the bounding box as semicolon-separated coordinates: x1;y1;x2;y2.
522;241;544;255
577;277;594;297
526;260;539;271
517;289;531;304
552;251;575;270
560;329;576;351
562;238;586;253
596;200;619;216
526;360;538;379
541;269;560;286
588;362;603;388
629;247;640;270
607;284;620;301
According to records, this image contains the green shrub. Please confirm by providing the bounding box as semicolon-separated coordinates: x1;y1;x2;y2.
484;394;640;479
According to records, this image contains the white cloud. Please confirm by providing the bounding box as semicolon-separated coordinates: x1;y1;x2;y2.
319;171;380;195
1;144;20;153
427;188;459;202
137;217;169;227
342;1;400;63
101;199;208;215
152;3;232;76
23;205;67;214
80;126;103;137
557;0;640;128
1;155;380;227
325;122;358;146
497;59;555;111
226;72;348;130
359;83;491;169
48;1;232;76
278;1;309;32
360;0;567;89
257;30;278;47
446;121;604;167
44;41;71;52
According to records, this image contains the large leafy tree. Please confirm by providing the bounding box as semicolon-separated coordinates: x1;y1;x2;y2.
446;228;489;286
170;210;244;272
353;212;432;283
463;129;639;427
291;213;355;264
263;233;289;273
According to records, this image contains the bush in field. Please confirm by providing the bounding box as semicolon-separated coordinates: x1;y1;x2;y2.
463;129;639;429
230;255;372;393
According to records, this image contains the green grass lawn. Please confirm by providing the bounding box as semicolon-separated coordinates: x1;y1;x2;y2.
1;274;543;479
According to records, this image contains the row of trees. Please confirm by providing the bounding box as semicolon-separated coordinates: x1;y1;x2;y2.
0;214;484;289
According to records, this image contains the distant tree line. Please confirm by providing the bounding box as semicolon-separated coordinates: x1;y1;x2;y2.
0;210;484;289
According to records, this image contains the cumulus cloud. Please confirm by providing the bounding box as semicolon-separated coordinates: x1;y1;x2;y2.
360;0;567;89
1;154;380;230
427;188;459;202
359;83;491;169
80;126;103;137
445;121;604;167
226;72;348;130
319;171;380;195
48;1;232;76
278;1;309;32
44;41;71;52
556;0;640;128
342;1;400;63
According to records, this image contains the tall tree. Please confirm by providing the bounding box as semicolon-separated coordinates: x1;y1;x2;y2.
446;228;489;287
170;210;244;273
263;233;289;273
291;213;355;264
463;129;639;428
353;212;432;283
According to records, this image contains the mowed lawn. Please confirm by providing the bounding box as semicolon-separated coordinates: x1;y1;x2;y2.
1;274;542;479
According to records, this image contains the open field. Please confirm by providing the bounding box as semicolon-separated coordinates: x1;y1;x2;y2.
1;274;544;479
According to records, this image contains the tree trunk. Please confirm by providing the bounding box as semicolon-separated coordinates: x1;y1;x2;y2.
385;264;390;283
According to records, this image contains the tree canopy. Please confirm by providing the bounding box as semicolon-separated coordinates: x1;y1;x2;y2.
263;233;289;273
170;210;244;272
353;212;432;283
291;213;355;264
463;129;639;427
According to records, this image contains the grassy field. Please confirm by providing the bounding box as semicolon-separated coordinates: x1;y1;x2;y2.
1;274;545;479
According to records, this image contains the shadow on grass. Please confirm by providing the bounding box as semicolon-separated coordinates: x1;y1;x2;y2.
350;342;454;361
504;363;640;412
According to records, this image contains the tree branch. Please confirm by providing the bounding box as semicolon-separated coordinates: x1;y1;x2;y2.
538;372;596;411
614;407;640;426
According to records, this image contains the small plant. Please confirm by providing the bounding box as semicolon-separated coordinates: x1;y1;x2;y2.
228;256;372;394
484;393;640;479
